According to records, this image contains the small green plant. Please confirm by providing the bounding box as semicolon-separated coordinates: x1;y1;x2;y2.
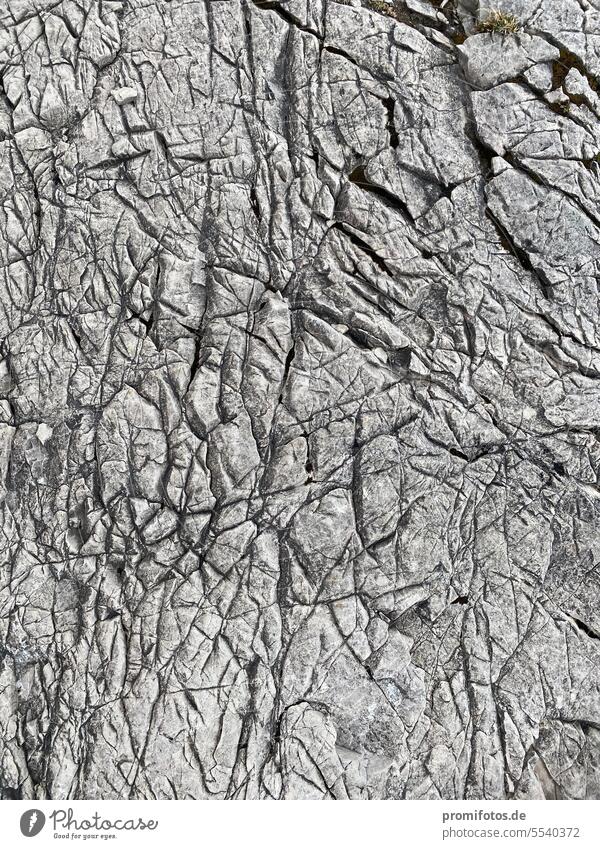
368;0;400;19
477;9;520;34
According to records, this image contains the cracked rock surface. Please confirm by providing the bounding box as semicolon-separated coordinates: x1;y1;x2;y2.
1;0;600;800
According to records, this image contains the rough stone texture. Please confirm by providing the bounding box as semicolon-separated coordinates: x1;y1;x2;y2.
1;0;600;801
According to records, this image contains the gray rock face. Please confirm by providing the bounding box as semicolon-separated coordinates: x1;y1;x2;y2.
0;0;599;801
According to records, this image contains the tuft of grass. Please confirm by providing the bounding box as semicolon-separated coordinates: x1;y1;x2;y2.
476;9;520;34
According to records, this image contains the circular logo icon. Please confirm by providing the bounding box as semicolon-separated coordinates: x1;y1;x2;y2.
20;810;46;837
